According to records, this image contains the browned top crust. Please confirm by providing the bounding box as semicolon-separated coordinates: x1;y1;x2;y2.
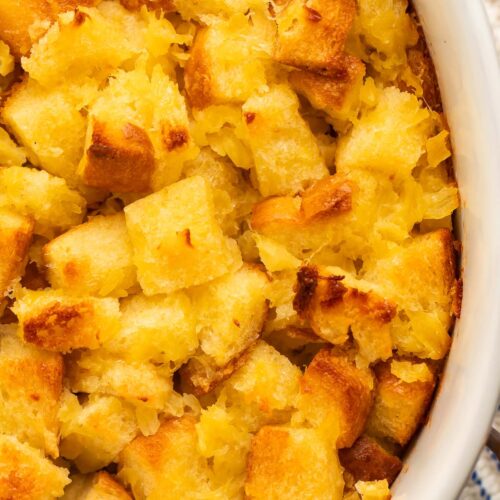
120;0;174;11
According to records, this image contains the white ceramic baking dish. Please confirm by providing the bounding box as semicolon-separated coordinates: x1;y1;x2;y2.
392;1;500;499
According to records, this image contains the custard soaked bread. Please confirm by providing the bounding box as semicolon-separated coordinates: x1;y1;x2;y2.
0;0;459;498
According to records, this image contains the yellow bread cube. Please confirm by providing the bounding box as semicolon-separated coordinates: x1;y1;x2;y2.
79;65;197;193
105;292;197;365
0;41;14;77
118;416;212;500
62;471;131;500
275;0;356;74
297;349;374;448
336;87;432;177
0;166;86;237
44;214;137;297
0;324;62;458
245;426;344;500
0;127;26;166
184;14;270;109
355;480;391;500
365;361;436;446
13;289;120;352
242;85;328;196
59;393;138;473
0;434;69;499
124;176;242;295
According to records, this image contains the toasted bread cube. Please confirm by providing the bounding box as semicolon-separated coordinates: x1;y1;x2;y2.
118;416;212;499
121;0;173;11
124;176;242;295
60;393;138;473
294;266;395;364
365;362;436;446
44;214;137;297
62;471;131;500
0;209;33;307
0;434;69;499
339;435;402;485
336;87;432;176
289;58;365;123
13;289;120;353
67;350;173;410
185;14;269;109
242;85;328;196
105;292;197;365
297;349;374;448
0;166;86;237
245;426;344;500
275;0;356;73
174;0;268;20
0;126;26;166
80;65;197;192
0;324;62;457
366;229;456;359
355;479;391;500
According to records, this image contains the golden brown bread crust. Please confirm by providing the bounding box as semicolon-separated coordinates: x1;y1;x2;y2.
339;435;402;485
365;362;436;446
299;349;374;448
91;471;132;499
80;120;155;193
120;0;174;11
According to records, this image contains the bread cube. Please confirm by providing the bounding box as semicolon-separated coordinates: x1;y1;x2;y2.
59;393;138;473
124;176;242;295
121;0;173;11
0;209;33;307
80;65;197;192
274;0;356;74
0;126;26;166
245;426;344;500
105;292;197;365
13;289;120;352
289;58;365;123
365;361;436;446
339;435;402;485
0;324;62;457
336;87;432;176
242;85;328;196
0;434;69;499
62;471;131;500
118;416;212;499
67;350;173;410
44;214;137;297
0;167;86;237
175;0;268;20
355;479;391;500
365;229;457;359
185;14;269;109
297;349;374;448
294;266;395;364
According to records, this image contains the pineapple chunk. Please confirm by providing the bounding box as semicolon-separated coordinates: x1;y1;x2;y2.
59;393;138;473
355;480;391;500
339;435;402;485
0;209;33;310
62;471;131;500
365;361;436;446
275;0;356;74
0;167;86;238
0;434;69;499
105;292;197;365
365;229;457;359
185;14;270;109
297;349;374;448
43;214;137;297
0;41;14;77
242;85;328;196
79;65;197;192
67;350;172;411
336;87;432;176
245;426;344;500
0;324;62;458
13;289;120;353
0;126;26;166
118;416;212;499
124;176;242;295
294;266;395;365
